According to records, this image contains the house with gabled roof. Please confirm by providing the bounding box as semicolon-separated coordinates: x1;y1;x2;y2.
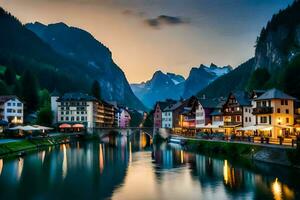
253;88;296;138
222;91;255;134
153;99;176;128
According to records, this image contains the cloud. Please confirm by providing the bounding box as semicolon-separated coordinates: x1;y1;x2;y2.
144;15;189;28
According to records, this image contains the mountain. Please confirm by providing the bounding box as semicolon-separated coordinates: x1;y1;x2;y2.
25;22;146;110
130;71;185;109
131;63;231;109
183;63;232;98
198;1;300;99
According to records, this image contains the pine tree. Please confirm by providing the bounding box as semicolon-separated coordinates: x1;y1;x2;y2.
21;70;39;112
3;67;16;85
91;80;101;100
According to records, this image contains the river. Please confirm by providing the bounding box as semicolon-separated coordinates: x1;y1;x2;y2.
0;131;299;200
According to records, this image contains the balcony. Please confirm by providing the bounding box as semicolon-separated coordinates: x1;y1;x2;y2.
253;107;273;115
224;121;242;127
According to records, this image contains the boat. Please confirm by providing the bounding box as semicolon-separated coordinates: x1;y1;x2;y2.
168;136;186;145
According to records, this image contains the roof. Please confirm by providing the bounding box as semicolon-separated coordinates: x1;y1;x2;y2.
255;88;296;101
156;99;177;110
232;91;251;106
210;109;222;116
57;92;97;102
163;101;182;111
198;98;225;109
0;95;21;103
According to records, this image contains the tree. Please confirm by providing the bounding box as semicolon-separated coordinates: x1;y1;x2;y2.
3;67;16;85
247;68;270;91
283;55;300;99
21;70;39;112
0;80;9;95
91;80;101;100
39;89;51;108
37;103;53;126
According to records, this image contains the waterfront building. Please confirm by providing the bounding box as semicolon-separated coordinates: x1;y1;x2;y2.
0;96;23;125
163;96;198;130
118;108;131;128
154;99;176;128
52;92;115;130
222;91;254;135
196;98;225;129
252;88;296;138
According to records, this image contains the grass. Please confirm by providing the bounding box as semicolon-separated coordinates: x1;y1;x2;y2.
0;135;70;157
185;139;261;158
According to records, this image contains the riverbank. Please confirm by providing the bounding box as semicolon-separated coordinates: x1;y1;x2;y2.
0;134;71;158
183;139;300;168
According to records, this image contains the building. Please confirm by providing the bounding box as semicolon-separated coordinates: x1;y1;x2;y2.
253;88;296;138
117;108;131;128
52;92;115;130
153;100;176;128
222;91;254;134
0;96;23;125
196;98;225;129
162;96;198;130
51;90;60;124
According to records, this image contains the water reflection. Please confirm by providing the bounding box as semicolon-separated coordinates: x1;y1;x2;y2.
0;133;299;200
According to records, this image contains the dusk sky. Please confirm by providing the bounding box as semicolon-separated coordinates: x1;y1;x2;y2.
0;0;294;83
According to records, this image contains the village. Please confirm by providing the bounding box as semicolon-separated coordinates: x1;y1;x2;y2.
153;88;300;147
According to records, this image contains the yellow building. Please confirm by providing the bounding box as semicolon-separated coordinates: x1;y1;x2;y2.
253;89;295;138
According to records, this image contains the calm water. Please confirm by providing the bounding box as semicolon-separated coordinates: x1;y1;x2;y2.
0;131;299;200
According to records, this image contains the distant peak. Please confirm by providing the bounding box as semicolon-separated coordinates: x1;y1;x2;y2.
210;63;218;69
48;22;69;28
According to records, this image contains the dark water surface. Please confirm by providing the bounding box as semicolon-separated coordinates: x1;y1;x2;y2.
0;131;299;200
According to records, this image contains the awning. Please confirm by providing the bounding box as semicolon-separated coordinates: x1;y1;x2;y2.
275;124;294;129
9;125;40;131
237;125;273;131
59;123;72;128
72;124;84;128
197;124;222;129
33;125;54;130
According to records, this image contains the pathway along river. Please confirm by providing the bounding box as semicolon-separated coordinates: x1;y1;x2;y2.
0;130;299;200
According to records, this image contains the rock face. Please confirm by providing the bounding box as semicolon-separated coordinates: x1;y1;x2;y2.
131;64;231;109
183;63;232;98
198;1;300;98
26;22;146;110
131;71;185;109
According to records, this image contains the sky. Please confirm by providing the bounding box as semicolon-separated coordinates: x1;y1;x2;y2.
0;0;294;83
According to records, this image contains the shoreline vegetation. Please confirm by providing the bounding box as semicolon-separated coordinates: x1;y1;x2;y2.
183;139;300;168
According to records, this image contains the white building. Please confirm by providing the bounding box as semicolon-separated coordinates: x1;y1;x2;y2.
0;96;23;124
162;110;173;128
54;93;97;129
196;103;205;128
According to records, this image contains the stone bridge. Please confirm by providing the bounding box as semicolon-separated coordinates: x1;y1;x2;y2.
89;127;155;138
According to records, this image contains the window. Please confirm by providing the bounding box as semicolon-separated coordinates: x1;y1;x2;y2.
245;117;248;122
76;116;79;121
236;115;241;122
249;117;251;122
71;117;74;121
17;109;22;113
277;108;281;113
7;103;11;106
285;100;288;105
260;116;267;123
286;109;289;114
61;117;64;121
262;101;266;107
66;117;69;121
81;116;85;121
257;102;261;107
245;108;247;112
13;103;16;106
17;103;22;107
286;118;289;123
6;109;12;113
281;100;284;105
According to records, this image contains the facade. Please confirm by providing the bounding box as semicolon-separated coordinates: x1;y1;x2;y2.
53;92;115;130
222;91;254;134
153;100;176;128
196;98;225;128
253;88;295;138
162;110;173;128
118;108;131;128
0;96;23;124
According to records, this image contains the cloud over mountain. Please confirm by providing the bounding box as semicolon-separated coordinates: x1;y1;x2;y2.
145;15;189;28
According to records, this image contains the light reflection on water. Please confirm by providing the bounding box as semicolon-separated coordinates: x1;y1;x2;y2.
0;132;298;200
